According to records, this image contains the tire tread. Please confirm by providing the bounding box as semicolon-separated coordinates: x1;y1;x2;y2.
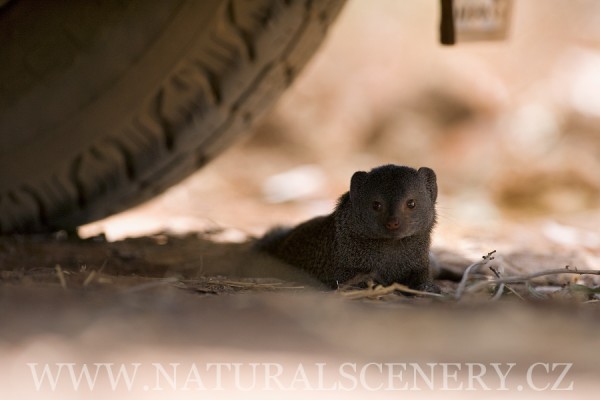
0;0;346;232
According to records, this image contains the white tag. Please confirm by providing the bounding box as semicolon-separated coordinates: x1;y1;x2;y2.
453;0;513;42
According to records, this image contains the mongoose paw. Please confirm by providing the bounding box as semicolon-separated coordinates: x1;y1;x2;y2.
417;282;441;294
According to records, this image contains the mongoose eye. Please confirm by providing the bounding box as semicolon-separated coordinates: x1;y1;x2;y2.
372;201;383;211
406;199;416;209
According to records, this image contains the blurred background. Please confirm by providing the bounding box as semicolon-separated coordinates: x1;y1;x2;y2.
81;0;600;266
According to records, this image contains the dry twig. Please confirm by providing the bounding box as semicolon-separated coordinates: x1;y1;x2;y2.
83;270;97;287
454;250;496;299
341;282;445;300
55;264;67;290
465;267;600;294
489;265;525;301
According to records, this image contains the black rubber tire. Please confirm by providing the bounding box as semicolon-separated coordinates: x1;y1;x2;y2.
0;0;345;233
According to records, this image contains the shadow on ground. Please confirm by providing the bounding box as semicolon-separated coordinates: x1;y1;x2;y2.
1;233;599;398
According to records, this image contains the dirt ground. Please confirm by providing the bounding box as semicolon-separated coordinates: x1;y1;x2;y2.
2;1;600;398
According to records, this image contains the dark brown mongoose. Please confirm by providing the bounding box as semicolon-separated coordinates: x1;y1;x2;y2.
256;164;441;293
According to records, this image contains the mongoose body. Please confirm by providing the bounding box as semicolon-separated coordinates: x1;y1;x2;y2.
256;164;440;293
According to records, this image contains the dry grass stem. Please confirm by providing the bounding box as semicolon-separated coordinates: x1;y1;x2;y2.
217;280;303;289
55;264;67;290
83;270;97;287
341;282;445;300
121;277;180;294
176;278;306;291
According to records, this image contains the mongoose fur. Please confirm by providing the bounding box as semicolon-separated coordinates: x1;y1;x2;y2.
256;164;440;293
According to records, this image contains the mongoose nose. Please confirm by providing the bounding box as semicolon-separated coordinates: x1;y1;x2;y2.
385;218;400;231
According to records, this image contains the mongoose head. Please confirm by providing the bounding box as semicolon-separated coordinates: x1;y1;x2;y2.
348;165;437;240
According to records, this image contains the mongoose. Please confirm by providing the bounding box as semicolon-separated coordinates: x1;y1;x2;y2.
256;164;441;293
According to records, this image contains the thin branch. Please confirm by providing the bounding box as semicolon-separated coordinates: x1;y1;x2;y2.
466;268;600;294
454;250;497;299
489;265;525;301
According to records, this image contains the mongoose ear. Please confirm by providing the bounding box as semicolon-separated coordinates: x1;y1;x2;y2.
350;171;368;202
418;167;438;202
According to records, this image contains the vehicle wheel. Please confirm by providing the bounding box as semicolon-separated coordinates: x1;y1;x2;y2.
0;0;345;233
